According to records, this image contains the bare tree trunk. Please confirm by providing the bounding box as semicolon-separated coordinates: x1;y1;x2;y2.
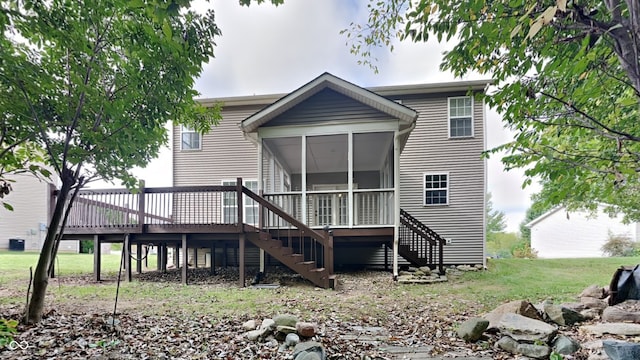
25;175;73;324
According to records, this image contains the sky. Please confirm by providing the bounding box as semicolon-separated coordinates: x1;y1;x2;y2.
121;0;540;232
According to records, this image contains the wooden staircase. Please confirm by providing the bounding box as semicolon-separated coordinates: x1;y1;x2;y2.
398;208;446;275
242;188;335;289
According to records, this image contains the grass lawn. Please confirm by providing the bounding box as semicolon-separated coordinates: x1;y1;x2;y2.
1;252;638;319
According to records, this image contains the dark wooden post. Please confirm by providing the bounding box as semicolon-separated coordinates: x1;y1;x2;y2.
136;242;142;274
144;245;148;268
210;243;216;275
438;241;444;275
239;233;246;287
93;235;101;281
161;244;167;273
194;248;198;268
156;244;162;270
125;235;132;282
236;177;243;230
137;181;145;234
181;234;188;285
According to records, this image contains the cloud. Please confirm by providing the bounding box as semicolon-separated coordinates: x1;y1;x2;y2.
98;0;535;232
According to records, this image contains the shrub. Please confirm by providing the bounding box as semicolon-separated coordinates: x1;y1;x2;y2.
0;318;18;348
512;241;538;259
601;232;640;257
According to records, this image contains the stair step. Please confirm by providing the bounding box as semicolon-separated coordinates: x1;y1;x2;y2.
309;267;325;273
290;253;303;258
297;261;315;265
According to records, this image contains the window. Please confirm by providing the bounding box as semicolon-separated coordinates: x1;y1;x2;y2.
424;173;448;205
448;96;473;138
181;126;201;150
222;180;258;224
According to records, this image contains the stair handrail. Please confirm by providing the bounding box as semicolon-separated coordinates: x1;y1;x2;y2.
400;208;446;245
241;187;329;245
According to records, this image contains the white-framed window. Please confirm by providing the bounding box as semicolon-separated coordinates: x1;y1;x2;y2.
222;179;258;224
423;173;449;206
181;125;201;150
448;96;473;138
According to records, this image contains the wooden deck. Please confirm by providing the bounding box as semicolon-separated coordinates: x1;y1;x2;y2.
54;179;444;287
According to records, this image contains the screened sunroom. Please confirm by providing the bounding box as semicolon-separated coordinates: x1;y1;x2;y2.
240;73;417;229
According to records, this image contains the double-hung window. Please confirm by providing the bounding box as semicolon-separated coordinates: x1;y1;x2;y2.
424;173;448;205
181;126;201;150
448;96;473;138
222;180;258;224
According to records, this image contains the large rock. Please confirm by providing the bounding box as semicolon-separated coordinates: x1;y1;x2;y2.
296;322;317;338
581;284;606;299
274;314;299;328
553;335;581;355
603;300;640;323
582;322;640;336
484;300;542;330
498;313;557;343
456;318;489;342
603;340;640;360
261;318;276;331
418;266;432;275
246;327;270;342
543;303;586;326
496;336;551;359
293;341;326;360
581;296;608;310
242;319;257;331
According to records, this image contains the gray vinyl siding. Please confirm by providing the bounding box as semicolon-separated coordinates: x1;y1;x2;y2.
397;93;485;265
266;88;390;127
176;89;486;267
173;104;262;186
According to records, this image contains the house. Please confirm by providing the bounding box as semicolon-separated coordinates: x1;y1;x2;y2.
59;72;491;287
0;173;81;253
527;206;640;258
0;173;52;251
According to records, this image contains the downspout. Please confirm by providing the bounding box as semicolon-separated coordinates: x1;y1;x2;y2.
393;121;416;280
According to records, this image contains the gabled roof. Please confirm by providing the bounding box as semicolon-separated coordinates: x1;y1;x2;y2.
240;72;419;133
525;206;564;228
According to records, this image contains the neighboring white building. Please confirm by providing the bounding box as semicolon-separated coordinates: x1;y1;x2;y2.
527;206;639;258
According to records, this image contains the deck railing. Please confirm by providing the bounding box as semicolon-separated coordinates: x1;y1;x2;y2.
399;208;445;274
55;179;332;274
244;187;332;274
263;189;394;228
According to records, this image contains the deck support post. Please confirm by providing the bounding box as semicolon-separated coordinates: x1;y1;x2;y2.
136;242;142;274
325;232;334;275
161;244;167;273
194;248;198;268
125;235;132;282
182;234;188;285
259;249;265;274
93;235;101;282
239;234;246;287
210;243;216;275
144;245;148;268
156;244;161;270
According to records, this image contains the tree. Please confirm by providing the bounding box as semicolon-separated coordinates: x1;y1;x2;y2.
1;0;222;324
519;191;553;243
486;193;506;243
345;1;640;221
